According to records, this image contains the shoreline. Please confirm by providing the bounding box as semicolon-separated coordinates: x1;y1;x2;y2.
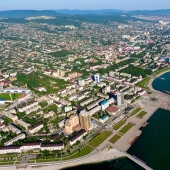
0;149;126;170
60;156;126;170
149;70;170;92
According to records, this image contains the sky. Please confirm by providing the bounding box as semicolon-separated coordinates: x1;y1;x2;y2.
0;0;170;11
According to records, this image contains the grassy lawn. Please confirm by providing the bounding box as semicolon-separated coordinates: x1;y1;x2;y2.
136;77;151;89
113;120;126;130
109;134;121;144
0;105;6;110
0;93;22;100
37;146;93;162
63;145;93;160
119;123;133;134
89;131;112;147
137;111;147;118
0;162;14;165
130;107;142;116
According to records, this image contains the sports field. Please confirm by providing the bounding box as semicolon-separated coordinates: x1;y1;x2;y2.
0;93;22;100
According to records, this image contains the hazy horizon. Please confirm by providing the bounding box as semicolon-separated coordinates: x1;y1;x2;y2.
0;0;170;11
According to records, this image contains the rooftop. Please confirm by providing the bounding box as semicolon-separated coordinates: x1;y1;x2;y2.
106;105;118;113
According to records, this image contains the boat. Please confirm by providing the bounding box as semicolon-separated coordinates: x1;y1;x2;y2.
163;90;170;95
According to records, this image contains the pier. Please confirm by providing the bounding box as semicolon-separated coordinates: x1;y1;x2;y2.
123;152;153;170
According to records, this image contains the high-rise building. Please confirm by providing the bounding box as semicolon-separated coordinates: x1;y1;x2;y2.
117;92;124;106
79;111;92;131
64;114;80;135
78;78;85;86
94;73;100;84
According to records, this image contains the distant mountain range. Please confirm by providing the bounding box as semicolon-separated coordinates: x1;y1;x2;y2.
0;10;58;18
0;9;169;18
53;9;123;15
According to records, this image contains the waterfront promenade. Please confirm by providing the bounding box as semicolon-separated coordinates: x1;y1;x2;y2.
0;148;124;170
111;90;170;151
0;148;153;170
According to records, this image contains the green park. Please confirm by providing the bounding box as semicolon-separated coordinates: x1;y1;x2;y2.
89;131;112;147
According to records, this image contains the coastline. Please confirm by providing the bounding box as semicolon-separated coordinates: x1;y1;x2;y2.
149;70;170;92
0;149;125;170
128;108;170;170
59;156;125;170
148;70;170;92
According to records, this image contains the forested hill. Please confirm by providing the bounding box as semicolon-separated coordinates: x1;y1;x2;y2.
54;9;123;15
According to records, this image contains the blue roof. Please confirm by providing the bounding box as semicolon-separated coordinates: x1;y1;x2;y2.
101;100;108;105
100;114;109;120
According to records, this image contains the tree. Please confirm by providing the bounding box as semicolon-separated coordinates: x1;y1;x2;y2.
63;137;69;145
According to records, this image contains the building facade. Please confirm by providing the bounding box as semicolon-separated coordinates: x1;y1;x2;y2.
117;92;124;106
94;73;100;84
79;111;92;131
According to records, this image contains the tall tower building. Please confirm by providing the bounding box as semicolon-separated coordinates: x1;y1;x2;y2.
94;73;100;84
117;92;124;106
64;114;80;135
78;78;85;87
79;111;92;131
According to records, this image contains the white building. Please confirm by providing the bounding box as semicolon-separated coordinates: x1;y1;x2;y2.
99;115;109;123
109;71;117;77
102;86;111;94
117;92;124;106
4;133;26;146
60;99;71;106
0;142;64;154
8;124;21;134
87;105;101;116
29;124;43;134
49;94;59;101
5;112;18;122
18;101;39;113
87;98;103;110
101;100;109;111
41;143;64;151
77;94;86;101
78;78;85;87
65;106;72;112
69;130;87;146
58;119;66;128
108;98;115;105
21;142;41;151
44;111;55;119
69;95;77;101
97;93;109;99
0;146;21;154
94;73;100;84
16;119;31;130
80;97;95;107
25;105;41;115
47;99;53;105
